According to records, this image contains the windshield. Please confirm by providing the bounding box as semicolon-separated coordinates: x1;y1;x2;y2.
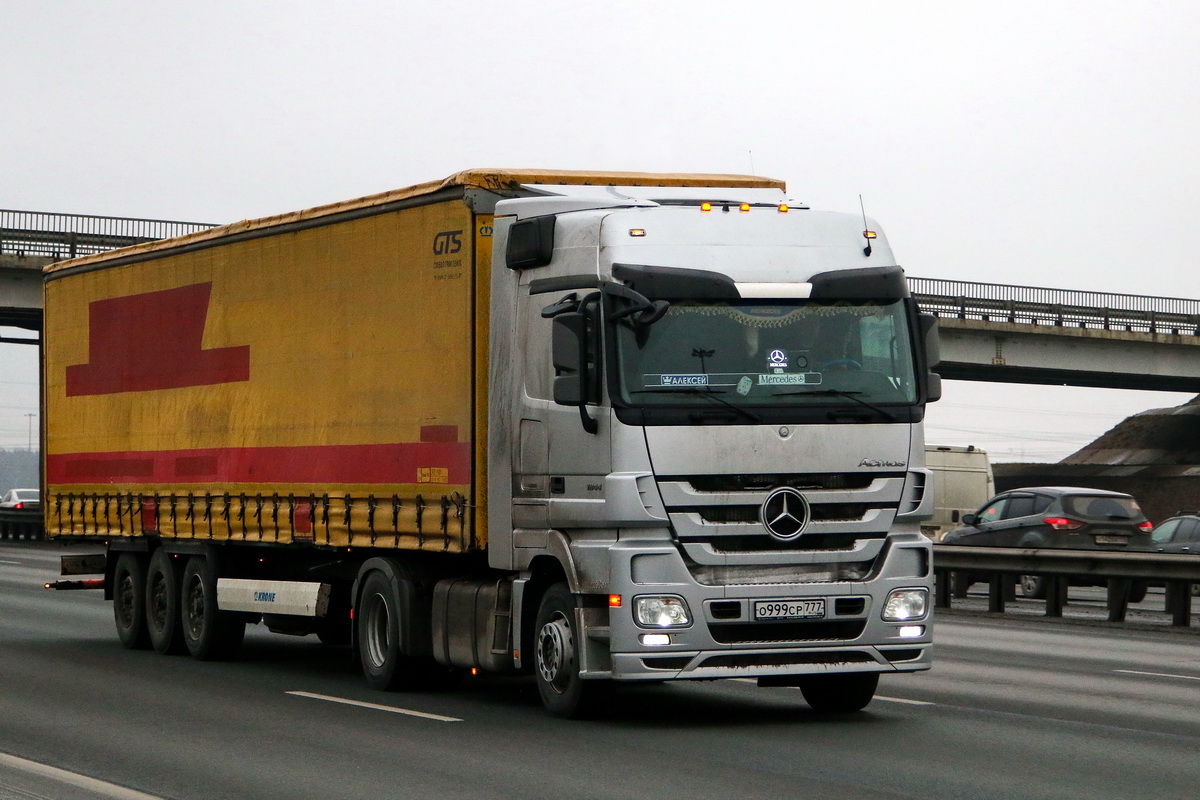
613;298;918;409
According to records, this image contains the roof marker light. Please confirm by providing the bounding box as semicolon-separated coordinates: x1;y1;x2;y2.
778;203;789;213
863;230;878;240
629;229;646;237
700;202;713;213
739;203;750;213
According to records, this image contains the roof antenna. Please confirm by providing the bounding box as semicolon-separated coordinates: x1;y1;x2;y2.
859;194;876;257
748;150;755;174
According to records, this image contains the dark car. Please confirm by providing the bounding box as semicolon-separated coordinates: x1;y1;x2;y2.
942;487;1153;598
1149;513;1200;596
1150;513;1200;554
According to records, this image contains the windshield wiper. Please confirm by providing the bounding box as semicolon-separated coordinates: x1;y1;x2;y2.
631;387;762;422
771;388;896;421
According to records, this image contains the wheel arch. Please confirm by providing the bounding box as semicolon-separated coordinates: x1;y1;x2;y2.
351;556;432;658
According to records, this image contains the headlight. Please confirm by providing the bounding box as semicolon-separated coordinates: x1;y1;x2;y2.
883;588;928;621
634;595;692;628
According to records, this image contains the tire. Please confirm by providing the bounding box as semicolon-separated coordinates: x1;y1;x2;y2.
145;548;186;655
1129;581;1148;604
357;570;420;690
533;583;610;719
181;556;245;660
1020;574;1047;599
112;552;150;650
798;672;879;713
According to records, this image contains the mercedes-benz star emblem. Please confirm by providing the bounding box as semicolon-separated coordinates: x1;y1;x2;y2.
760;487;810;541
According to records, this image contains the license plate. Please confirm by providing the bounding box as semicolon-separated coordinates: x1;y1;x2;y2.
754;599;826;620
1094;534;1128;545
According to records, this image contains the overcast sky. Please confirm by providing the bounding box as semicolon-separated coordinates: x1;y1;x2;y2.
2;0;1197;461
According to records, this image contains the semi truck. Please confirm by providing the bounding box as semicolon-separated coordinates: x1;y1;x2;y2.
42;169;940;717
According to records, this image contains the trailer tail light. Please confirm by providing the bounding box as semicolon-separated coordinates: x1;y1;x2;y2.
1043;516;1085;531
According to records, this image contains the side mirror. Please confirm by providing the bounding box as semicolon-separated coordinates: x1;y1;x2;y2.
926;372;942;403
551;310;599;434
919;313;941;367
506;216;556;270
919;313;942;402
552;312;589;405
962;513;978;526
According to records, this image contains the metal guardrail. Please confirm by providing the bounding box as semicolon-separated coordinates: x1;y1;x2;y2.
910;276;1200;336
0;210;215;260
933;544;1199;626
0;509;43;541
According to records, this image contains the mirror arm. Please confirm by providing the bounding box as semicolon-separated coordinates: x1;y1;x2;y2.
579;405;598;435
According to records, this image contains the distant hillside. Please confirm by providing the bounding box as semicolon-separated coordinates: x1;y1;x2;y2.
1062;394;1200;465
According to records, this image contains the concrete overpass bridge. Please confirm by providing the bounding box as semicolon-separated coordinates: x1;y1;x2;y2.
910;277;1200;393
4;209;1200;393
0;209;213;342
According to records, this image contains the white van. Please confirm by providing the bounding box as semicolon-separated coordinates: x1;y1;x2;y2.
923;445;994;541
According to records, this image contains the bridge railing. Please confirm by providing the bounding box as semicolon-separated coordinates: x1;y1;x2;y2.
910;276;1200;336
0;210;215;260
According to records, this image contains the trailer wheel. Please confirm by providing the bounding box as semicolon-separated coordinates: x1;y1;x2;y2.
533;583;610;718
112;552;150;650
357;570;420;690
797;672;879;713
146;549;186;655
1020;574;1047;599
181;556;245;661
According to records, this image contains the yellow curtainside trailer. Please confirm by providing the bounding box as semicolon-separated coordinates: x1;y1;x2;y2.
44;174;495;551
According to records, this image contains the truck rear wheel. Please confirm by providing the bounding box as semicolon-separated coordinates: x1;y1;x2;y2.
534;583;610;719
357;570;420;690
146;548;186;655
798;672;879;713
181;556;245;661
112;552;150;650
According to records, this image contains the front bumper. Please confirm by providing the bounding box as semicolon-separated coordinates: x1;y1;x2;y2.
601;535;933;681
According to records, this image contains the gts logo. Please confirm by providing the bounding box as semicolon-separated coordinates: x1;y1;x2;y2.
433;230;463;255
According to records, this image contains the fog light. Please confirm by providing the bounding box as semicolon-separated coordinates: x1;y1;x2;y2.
634;595;692;628
883;588;928;621
899;625;925;638
641;633;671;646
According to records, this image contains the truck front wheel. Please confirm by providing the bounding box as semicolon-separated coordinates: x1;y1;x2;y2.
146;548;186;655
357;570;419;690
798;672;879;713
112;552;150;649
181;556;245;661
533;583;610;718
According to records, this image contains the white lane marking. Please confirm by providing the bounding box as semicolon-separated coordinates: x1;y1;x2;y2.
875;696;934;706
0;560;22;565
286;691;463;722
1115;669;1200;682
0;751;164;800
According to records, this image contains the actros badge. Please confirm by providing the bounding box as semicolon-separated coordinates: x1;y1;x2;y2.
760;487;811;541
